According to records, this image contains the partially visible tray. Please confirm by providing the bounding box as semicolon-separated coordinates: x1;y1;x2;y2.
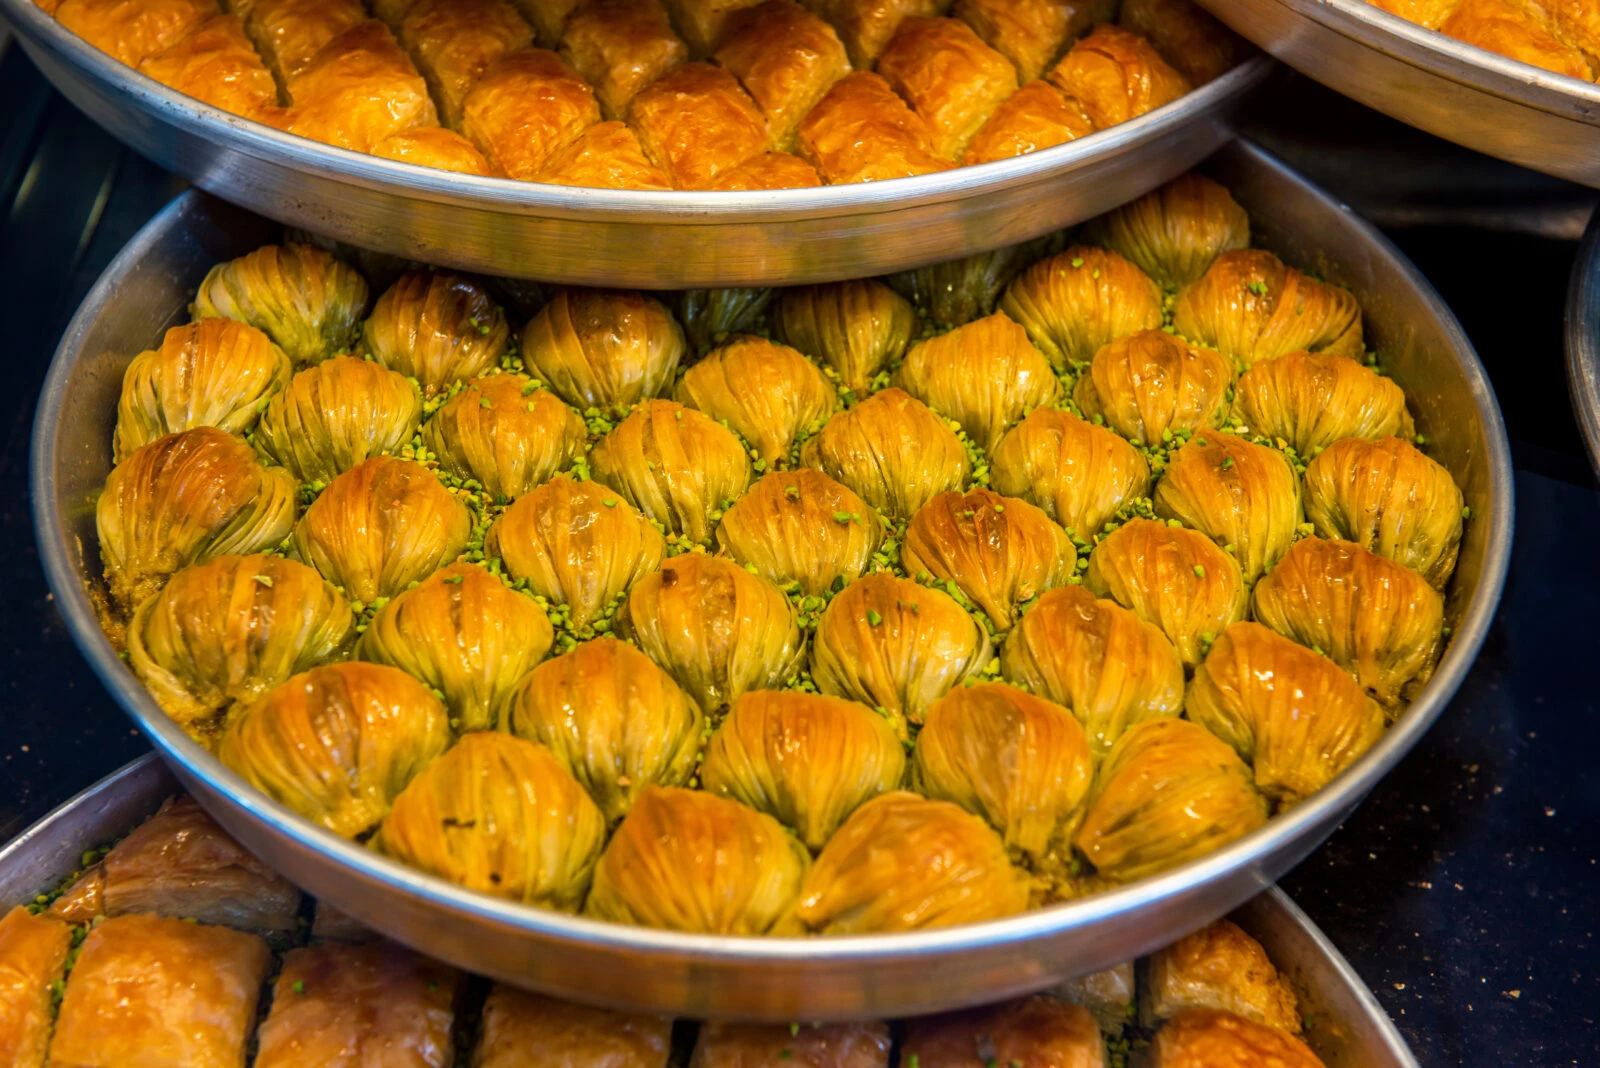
0;0;1272;287
0;753;1421;1067
1194;0;1600;189
1564;207;1600;478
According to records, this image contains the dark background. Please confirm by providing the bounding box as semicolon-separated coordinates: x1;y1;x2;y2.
0;44;1594;1065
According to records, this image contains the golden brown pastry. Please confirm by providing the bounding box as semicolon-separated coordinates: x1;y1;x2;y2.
1151;431;1302;583
877;17;1019;159
1052;965;1136;1037
421;373;586;499
137;13;281;119
1188;622;1386;807
308;901;377;943
374;731;606;907
810;571;990;724
716;469;885;596
255;942;458;1068
1073;329;1232;447
617;554;804;711
999;246;1164;370
1048;23;1192;129
708;150;824;187
522;288;686;411
954;0;1092;81
1146;919;1300;1032
702;690;905;848
286;21;440;153
55;0;215;67
511;0;583;46
0;907;71;1068
1364;0;1457;28
893;311;1059;450
1147;1009;1327;1068
804;0;948;67
962;79;1094;166
461;47;601;179
1117;0;1242;85
559;0;688;119
1083;517;1248;667
242;0;367;84
799;387;970;521
88;794;303;932
676;336;839;463
504;637;703;822
397;0;535;126
112;318;290;463
774;279;916;395
48;913;270;1068
990;407;1152;540
256;355;423;484
97;427;297;616
1086;172;1250;290
901;996;1105;1068
291;456;473;603
1173;249;1364;369
888;245;1033;328
590;399;755;544
1251;536;1445;708
1549;0;1600;64
660;0;767;53
789;791;1029;933
190;241;369;366
691;1021;892;1068
364;269;511;393
1000;584;1184;756
487;475;665;629
902;487;1077;629
536;119;676;186
1440;0;1593;79
796;70;952;183
219;662;453;838
357;562;554;730
1074;718;1268;881
1303;436;1465;590
913;682;1094;859
371;126;495;173
585;786;810;934
474;985;672;1068
628;61;773;187
715;0;851;149
1231;351;1412;458
676;287;775;352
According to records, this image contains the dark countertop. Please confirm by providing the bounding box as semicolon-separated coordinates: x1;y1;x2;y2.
0;47;1593;1064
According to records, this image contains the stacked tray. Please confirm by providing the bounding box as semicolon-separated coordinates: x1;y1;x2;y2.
0;0;1273;286
30;137;1513;1020
1;752;1422;1065
1565;208;1600;477
1193;0;1600;187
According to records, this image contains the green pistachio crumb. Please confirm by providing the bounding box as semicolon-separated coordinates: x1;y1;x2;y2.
1193;564;1206;578
866;609;883;626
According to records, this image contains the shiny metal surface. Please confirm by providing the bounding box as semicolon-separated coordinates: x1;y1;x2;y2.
31;140;1514;1022
1564;208;1600;478
0;0;1271;288
1193;0;1600;188
0;755;1418;1066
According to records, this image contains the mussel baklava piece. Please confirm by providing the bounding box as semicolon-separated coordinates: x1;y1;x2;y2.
800;387;970;521
1230;351;1412;458
474;985;672;1068
255;355;423;484
675;286;774;352
1073;328;1232;447
796;71;951;183
773;279;916;395
522;288;686;412
893;312;1059;450
691;1021;892;1068
190;242;369;366
1086;172;1250;290
888;244;1033;328
364;269;511;392
990;407;1152;540
47;913;270;1068
1173;249;1364;368
0;907;72;1068
423;373;586;499
716;469;885;596
255;941;459;1068
1151;431;1302;583
504;637;704;822
1000;246;1164;370
676;336;839;464
902;996;1105;1068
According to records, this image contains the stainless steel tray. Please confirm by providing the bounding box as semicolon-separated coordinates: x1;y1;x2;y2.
1193;0;1600;189
31;139;1514;1022
0;753;1420;1066
0;0;1271;288
1564;207;1600;477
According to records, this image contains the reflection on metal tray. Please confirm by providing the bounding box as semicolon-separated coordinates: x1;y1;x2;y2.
0;753;1420;1067
1193;0;1600;189
1564;209;1600;479
0;0;1272;288
30;139;1513;1022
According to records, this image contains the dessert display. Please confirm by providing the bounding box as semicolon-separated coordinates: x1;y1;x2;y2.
1365;0;1599;81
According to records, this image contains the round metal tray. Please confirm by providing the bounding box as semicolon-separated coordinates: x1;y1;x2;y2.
1;753;1419;1067
1192;0;1600;189
31;139;1514;1022
1564;207;1600;477
0;0;1272;288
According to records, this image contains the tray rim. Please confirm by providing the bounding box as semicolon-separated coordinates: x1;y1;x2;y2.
28;138;1515;1019
1564;207;1600;478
